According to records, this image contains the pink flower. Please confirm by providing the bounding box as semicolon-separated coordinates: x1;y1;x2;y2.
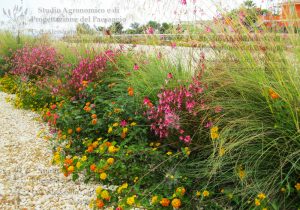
167;73;173;79
215;106;222;113
205;26;211;33
147;27;154;34
181;0;187;5
184;135;191;143
143;97;151;105
171;42;177;49
205;121;213;128
133;63;139;70
120;120;127;127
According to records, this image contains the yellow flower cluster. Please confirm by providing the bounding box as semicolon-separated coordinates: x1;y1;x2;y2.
210;126;219;140
117;183;128;194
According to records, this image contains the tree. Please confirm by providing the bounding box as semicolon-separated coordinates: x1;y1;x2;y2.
160;22;173;34
129;22;144;34
76;23;95;35
109;22;123;34
243;0;255;9
147;21;161;30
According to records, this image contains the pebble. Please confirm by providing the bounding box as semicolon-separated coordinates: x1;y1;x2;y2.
0;92;97;209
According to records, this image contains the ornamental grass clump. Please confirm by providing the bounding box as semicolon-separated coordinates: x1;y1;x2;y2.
11;45;62;78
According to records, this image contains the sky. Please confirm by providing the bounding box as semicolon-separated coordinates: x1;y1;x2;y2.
0;0;281;35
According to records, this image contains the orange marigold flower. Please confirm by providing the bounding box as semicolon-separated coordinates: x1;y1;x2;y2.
87;145;94;153
91;114;97;119
92;118;98;125
76;127;81;133
90;164;97;171
269;88;280;99
160;198;170;207
64;158;73;165
128;87;134;96
105;142;112;147
121;132;126;139
67;128;73;134
176;187;186;196
67;165;74;173
171;198;181;209
96;199;105;208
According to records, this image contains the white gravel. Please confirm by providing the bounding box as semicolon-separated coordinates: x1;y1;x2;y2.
0;92;96;210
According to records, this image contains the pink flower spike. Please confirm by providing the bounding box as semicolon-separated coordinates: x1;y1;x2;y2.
184;135;191;143
171;42;177;49
167;73;173;79
205;121;213;128
133;63;139;70
205;26;212;33
143;97;151;105
215;106;222;113
147;27;154;34
120;120;127;127
181;0;187;5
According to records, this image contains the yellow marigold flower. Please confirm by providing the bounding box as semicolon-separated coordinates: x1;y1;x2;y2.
107;158;115;165
67;165;74;173
76;161;81;168
160;198;170;207
258;193;266;200
151;195;158;204
97;137;103;141
114;108;121;113
123;127;128;134
113;122;119;127
122;182;128;188
100;190;110;200
166;151;173;155
126;196;136;206
219;147;225;156
134;177;139;183
184;147;191;156
65;144;70;149
96;186;102;194
295;183;300;191
210;132;219;140
211;126;219;133
130;122;137;126
108;127;113;134
117;182;128;194
108;145;118;153
196;191;201;197
238;168;246;180
203;190;209;197
100;172;107;180
155;142;161;147
255;198;261;206
171;198;181;209
92;141;99;148
149;142;154;146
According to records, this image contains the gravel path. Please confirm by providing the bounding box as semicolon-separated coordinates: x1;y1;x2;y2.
0;92;95;210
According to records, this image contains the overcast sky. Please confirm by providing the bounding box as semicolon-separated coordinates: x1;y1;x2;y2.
0;0;280;34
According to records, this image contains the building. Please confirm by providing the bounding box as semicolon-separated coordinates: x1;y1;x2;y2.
259;0;300;30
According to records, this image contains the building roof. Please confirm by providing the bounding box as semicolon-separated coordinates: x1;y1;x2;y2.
279;0;300;5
